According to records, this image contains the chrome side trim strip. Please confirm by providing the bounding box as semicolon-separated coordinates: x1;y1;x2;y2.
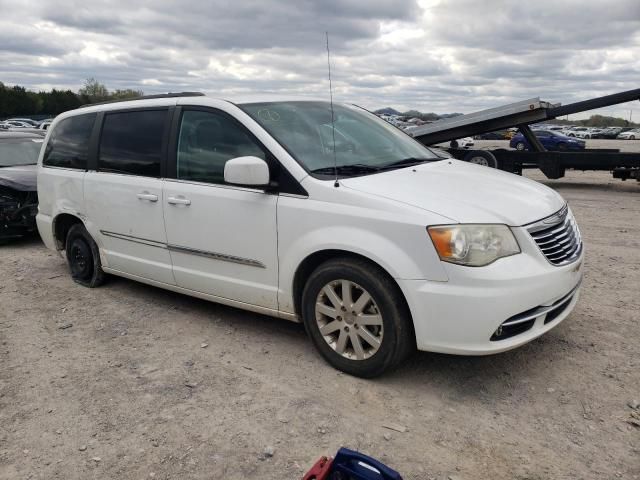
100;230;265;268
100;230;167;248
167;244;266;269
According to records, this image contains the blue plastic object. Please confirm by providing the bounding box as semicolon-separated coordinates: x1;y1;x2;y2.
329;447;403;480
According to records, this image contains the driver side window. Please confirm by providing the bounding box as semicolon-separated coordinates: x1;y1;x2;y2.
177;110;266;184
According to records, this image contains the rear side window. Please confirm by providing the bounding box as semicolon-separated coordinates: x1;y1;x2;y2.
98;109;167;177
43;113;96;169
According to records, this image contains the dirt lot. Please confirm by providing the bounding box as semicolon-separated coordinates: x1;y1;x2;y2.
1;168;639;479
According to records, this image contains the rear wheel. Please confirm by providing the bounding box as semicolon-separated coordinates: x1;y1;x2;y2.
557;142;568;151
463;150;498;168
630;135;636;140
65;224;106;288
301;258;414;378
515;141;526;151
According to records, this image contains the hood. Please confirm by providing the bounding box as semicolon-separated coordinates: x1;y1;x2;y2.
340;160;565;225
0;164;37;191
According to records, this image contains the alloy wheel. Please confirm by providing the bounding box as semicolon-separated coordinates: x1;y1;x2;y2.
314;280;384;361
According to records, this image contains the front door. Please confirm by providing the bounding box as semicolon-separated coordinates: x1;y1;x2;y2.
163;108;278;309
84;108;175;285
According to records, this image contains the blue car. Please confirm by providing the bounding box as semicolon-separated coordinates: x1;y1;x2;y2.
509;130;586;151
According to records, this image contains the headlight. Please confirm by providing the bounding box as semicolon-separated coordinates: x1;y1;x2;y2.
427;224;520;267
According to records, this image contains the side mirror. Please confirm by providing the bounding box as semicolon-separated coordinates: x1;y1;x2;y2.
224;156;270;187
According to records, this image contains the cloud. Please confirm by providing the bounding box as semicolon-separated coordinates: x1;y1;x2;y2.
0;0;639;117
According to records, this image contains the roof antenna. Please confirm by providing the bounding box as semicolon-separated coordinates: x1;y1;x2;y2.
326;31;339;188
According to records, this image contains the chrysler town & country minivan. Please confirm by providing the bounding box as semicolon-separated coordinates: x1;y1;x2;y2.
37;93;584;377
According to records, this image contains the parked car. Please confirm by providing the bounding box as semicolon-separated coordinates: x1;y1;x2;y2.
449;137;474;148
563;127;589;137
473;131;505;140
0;131;42;242
3;120;32;128
575;128;605;139
6;118;39;127
599;127;622;139
37;96;583;377
38;119;53;130
509;130;586;151
617;129;640;140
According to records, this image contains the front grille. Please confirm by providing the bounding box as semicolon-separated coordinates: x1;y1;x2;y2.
526;205;582;266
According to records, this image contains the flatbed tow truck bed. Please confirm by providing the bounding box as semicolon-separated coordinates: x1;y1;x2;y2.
405;88;640;181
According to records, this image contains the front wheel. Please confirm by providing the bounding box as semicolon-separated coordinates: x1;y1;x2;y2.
65;223;106;288
301;258;415;378
515;141;526;151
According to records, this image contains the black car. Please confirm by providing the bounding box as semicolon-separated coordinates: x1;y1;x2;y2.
0;131;42;241
474;131;507;140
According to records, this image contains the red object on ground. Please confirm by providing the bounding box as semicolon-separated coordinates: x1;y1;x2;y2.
302;456;334;480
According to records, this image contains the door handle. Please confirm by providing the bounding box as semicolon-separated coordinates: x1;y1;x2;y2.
167;196;191;206
136;192;158;202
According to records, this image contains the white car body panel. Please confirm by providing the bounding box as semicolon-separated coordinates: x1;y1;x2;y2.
163;179;279;309
340;160;565;225
84;172;175;285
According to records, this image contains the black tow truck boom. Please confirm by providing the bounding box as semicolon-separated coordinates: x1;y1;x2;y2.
406;88;640;181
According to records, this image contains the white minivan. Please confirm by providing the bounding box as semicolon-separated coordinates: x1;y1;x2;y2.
37;93;584;377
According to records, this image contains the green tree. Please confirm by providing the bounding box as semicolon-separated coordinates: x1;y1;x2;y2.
78;78;110;103
111;88;144;100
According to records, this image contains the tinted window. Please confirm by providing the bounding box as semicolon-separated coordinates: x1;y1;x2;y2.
99;109;167;177
534;131;550;137
43;113;96;169
177;110;265;184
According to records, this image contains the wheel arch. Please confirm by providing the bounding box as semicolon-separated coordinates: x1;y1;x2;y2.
53;213;84;250
291;249;415;339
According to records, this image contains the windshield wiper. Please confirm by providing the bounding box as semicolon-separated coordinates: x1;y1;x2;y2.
378;157;433;170
310;164;381;176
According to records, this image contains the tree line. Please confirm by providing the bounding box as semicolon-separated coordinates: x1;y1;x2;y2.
0;79;143;118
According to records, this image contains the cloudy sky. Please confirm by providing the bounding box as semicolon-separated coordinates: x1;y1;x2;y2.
1;0;639;118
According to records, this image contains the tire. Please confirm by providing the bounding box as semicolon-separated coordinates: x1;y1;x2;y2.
557;142;568;151
301;258;415;378
463;150;498;168
65;223;106;288
631;135;636;140
515;141;526;151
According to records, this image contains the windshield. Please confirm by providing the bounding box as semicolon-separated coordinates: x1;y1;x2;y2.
0;139;43;166
239;101;439;176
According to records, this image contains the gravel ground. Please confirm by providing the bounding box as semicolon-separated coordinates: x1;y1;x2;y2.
1;167;639;479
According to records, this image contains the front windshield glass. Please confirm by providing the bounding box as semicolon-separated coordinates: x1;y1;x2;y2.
0;139;43;166
240;101;439;175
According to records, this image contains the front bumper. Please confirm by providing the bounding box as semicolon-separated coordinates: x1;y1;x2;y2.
399;226;584;355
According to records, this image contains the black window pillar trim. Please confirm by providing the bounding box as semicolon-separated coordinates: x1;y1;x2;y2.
166;105;181;179
87;112;104;171
160;106;176;179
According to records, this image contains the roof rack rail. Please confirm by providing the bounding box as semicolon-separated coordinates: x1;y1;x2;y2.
78;92;205;108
